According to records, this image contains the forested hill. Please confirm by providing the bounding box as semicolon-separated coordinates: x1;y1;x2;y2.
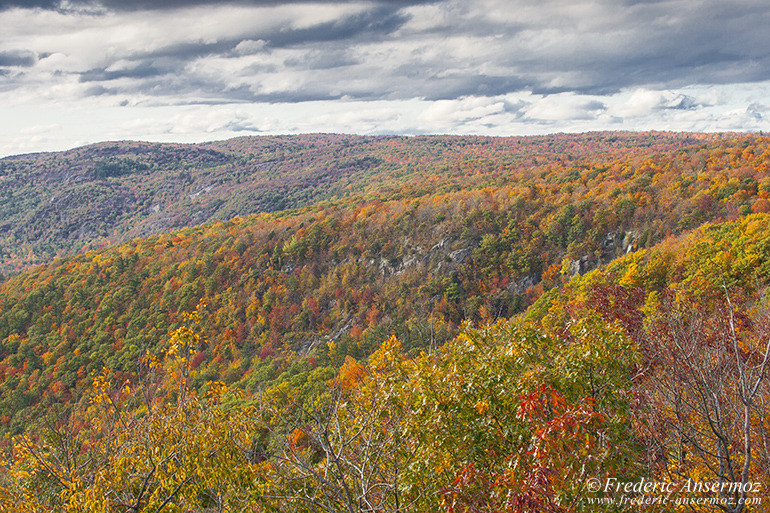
0;131;769;436
0;131;731;276
3;214;770;511
1;132;770;511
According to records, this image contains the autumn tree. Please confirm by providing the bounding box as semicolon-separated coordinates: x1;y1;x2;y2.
399;316;643;511
638;287;770;512
252;337;415;512
0;304;262;512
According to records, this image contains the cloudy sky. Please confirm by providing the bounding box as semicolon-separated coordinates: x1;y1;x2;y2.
1;0;768;157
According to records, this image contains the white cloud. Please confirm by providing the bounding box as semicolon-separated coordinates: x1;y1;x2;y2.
522;93;604;122
2;82;770;159
419;97;509;126
233;39;267;55
613;89;674;117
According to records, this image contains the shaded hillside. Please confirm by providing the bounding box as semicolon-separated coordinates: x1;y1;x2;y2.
0;131;733;275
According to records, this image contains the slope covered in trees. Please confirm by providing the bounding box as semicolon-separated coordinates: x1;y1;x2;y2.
1;133;770;435
0;132;769;510
527;214;770;512
3;214;769;512
0;131;751;276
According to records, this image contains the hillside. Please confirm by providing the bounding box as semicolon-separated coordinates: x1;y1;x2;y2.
0;132;769;430
2;214;769;511
0;131;733;276
0;131;769;511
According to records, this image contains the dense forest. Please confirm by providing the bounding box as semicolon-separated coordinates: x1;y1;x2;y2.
0;132;769;511
0;131;730;276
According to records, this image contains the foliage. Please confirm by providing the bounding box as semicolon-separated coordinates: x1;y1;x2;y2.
0;310;644;512
533;214;770;512
0;307;261;512
2;131;768;277
0;132;770;510
2;134;770;438
401;316;642;511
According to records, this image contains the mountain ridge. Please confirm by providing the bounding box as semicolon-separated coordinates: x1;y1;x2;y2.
0;131;729;276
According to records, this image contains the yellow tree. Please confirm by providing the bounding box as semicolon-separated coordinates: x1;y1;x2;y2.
252;336;414;512
1;303;263;512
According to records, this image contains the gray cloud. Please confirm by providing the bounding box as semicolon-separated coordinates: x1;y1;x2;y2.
0;0;57;8
65;3;413;103
0;49;37;67
583;100;606;110
747;103;764;120
0;0;438;11
79;61;169;82
538;1;770;93
419;76;533;102
9;0;770;106
267;6;409;48
1;0;769;153
71;4;409;77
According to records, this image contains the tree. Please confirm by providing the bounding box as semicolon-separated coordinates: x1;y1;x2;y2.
638;287;770;512
252;337;415;512
0;305;261;512
400;316;643;511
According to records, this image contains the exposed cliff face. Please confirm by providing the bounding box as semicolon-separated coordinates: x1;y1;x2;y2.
566;230;641;277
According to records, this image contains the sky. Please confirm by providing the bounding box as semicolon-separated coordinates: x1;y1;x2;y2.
1;0;769;157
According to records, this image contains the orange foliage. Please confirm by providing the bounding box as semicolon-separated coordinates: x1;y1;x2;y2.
338;355;367;392
752;198;770;213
